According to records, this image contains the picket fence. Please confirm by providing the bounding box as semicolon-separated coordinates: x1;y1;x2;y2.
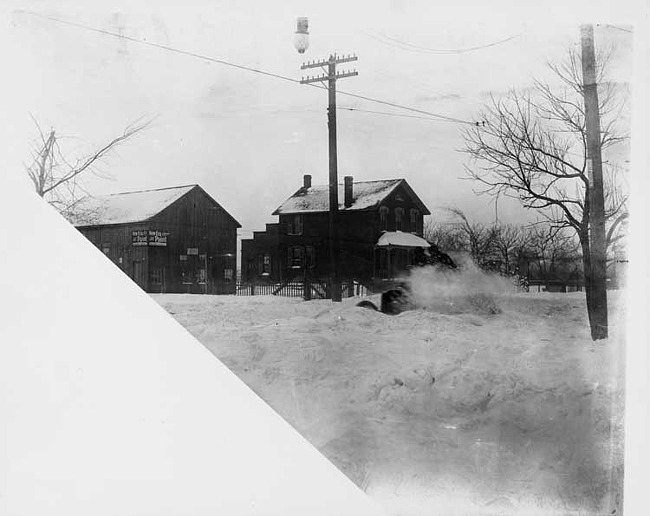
235;280;372;298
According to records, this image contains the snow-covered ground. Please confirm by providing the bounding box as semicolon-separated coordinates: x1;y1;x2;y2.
153;267;626;516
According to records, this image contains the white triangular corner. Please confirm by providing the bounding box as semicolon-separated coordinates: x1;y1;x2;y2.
0;170;385;516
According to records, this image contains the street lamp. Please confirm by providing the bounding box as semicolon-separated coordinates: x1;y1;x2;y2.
297;27;358;302
293;17;310;54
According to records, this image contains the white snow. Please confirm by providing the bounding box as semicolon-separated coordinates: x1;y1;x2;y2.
273;179;403;214
154;266;627;516
1;177;383;516
376;231;431;248
69;184;195;226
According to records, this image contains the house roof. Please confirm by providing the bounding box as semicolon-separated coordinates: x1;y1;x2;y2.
272;178;430;215
376;231;431;248
70;184;240;227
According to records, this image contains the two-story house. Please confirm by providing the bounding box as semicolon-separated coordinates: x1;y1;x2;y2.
241;174;431;289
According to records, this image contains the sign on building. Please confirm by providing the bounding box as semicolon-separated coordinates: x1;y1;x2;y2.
132;230;148;246
148;230;168;247
132;229;169;247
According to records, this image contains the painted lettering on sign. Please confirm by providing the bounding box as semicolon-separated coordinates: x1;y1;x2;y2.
148;230;168;247
187;247;199;255
132;230;148;246
132;229;169;247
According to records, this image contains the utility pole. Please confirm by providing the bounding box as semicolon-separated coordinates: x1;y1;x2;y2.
581;24;608;340
300;54;358;302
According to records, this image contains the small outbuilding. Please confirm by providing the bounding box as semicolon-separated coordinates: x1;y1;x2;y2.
72;184;240;294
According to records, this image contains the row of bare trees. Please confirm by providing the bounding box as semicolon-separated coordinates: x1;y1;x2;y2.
424;209;624;288
461;35;629;340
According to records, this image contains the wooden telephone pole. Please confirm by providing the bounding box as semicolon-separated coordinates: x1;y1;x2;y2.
581;24;608;340
300;54;358;302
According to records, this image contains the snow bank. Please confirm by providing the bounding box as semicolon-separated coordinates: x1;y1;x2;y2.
155;288;626;516
1;179;384;516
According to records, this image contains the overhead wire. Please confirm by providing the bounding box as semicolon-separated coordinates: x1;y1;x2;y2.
337;106;466;122
598;24;633;34
363;29;522;55
19;10;474;126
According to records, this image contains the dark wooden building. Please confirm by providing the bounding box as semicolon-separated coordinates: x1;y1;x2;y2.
73;184;240;294
241;175;431;288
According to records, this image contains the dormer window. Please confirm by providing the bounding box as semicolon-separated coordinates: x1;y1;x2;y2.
379;206;389;230
395;207;404;231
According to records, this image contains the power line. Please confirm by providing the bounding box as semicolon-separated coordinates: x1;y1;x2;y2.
598;24;633;34
364;29;522;55
336;92;473;125
20;10;307;87
19;10;474;126
337;106;462;123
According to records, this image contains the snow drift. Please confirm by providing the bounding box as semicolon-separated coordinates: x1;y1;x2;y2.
155;276;626;516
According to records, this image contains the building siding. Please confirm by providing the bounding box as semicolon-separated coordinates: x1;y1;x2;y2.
77;185;239;294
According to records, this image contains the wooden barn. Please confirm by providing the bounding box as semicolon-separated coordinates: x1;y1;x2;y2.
241;174;431;291
72;184;240;294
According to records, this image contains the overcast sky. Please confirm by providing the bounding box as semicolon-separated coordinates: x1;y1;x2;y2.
0;0;636;239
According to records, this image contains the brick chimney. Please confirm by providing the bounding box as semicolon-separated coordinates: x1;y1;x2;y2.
344;176;353;208
303;174;312;188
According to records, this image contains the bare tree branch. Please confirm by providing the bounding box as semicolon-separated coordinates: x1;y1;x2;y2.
26;116;152;218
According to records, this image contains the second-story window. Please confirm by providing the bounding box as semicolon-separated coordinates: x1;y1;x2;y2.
287;214;303;235
410;209;420;233
379;206;389;230
395;207;404;231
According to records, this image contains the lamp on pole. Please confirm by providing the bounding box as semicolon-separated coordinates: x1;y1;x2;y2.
293;17;310;54
295;19;358;301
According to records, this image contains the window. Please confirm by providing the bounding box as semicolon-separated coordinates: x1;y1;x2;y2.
287;214;303;235
377;249;389;279
410;209;420;233
101;243;111;255
395;207;404;231
305;246;316;269
150;268;163;285
224;268;234;282
379;206;389;230
258;253;271;275
288;246;304;268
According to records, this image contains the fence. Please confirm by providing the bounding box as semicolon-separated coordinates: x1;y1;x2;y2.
526;279;584;293
235;280;373;299
235;282;300;297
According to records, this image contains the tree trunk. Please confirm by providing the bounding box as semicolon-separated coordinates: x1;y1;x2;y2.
581;232;608;340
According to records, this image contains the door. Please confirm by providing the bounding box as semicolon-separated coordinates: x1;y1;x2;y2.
132;260;147;291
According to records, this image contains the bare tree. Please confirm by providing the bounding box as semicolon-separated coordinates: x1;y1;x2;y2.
523;224;582;288
462;47;628;340
493;223;529;276
423;216;467;254
26;116;150;222
446;208;500;269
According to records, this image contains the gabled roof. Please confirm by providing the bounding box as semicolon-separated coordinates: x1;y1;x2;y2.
70;184;240;227
272;178;430;215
